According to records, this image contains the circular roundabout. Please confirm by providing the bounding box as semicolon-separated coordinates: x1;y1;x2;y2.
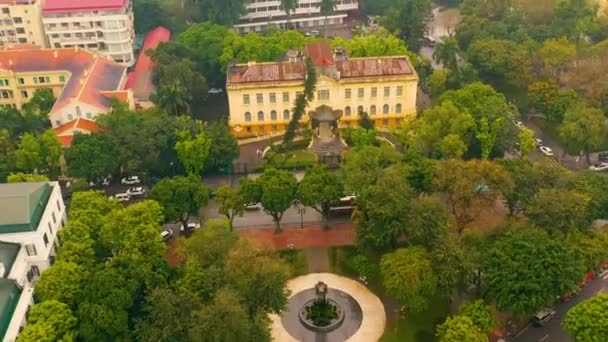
270;273;386;342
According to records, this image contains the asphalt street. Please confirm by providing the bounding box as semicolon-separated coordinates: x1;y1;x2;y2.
514;271;608;342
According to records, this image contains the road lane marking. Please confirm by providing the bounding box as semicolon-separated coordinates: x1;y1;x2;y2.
540;334;549;342
602;274;608;280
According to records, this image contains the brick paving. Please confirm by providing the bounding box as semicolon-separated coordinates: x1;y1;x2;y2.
237;222;356;250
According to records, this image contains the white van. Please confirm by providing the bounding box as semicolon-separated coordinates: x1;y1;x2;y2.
111;193;130;202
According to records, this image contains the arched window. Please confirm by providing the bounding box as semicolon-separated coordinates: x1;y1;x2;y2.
395;104;402;113
344;106;351;117
257;111;264;121
271;110;277;121
76;105;82;116
245;112;252;122
383;104;389;114
283;110;290;120
370;105;376;115
357;105;364;114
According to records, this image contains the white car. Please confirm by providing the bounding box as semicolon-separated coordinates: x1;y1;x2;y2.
589;162;608;171
534;138;543;145
111;193;131;202
539;145;554;157
180;222;201;232
245;202;262;210
121;176;141;185
126;187;146;196
90;177;111;187
160;229;173;242
208;88;223;94
310;30;320;36
515;121;525;129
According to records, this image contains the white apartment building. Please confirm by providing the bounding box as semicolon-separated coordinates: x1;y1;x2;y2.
41;0;135;66
0;0;46;47
234;0;359;33
0;181;66;342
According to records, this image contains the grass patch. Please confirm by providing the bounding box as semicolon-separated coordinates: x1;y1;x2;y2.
279;248;308;277
258;149;318;171
328;246;449;341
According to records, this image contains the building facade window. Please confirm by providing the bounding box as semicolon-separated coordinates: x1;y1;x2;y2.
371;87;377;97
59;75;65;82
17;78;24;85
269;93;276;103
76;106;82;116
384;86;390;97
55;120;61;126
56;199;61;211
396;104;402;113
67;114;73;120
318;90;329;100
243;94;250;104
283;110;290;120
244;112;252;122
48;222;53;235
86;113;92;119
31;265;40;277
396;86;403;96
357;105;364;114
345;88;351;99
43;233;49;247
345;106;351;116
370;105;376;115
25;244;37;256
21;90;28;98
257;111;264;121
383;104;389;114
270;110;277;121
52;212;56;223
357;88;364;98
282;92;289;103
256;93;263;104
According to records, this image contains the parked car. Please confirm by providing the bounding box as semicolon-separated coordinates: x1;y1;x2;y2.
208;88;223;94
245;202;262;210
180;222;201;232
539;145;554;156
590;162;608;171
90;177;111;187
121;176;141;185
534;138;543;145
599;152;608;163
126;186;146;196
160;229;173;242
310;30;320;37
532;308;556;327
112;193;131;202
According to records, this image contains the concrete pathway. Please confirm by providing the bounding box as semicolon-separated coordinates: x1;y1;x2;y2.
270;273;386;342
305;247;330;273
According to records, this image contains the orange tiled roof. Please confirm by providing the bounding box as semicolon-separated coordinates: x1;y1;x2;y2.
53;117;101;147
0;46;127;113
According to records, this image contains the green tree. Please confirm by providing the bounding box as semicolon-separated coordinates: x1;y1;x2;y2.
340;145;401;196
526;188;591;234
152;59;208;115
179;219;239;268
467;39;515;78
174;123;212;176
332;28;412;57
436;315;488;342
283;58;316;145
255;168;298;231
358;110;375;130
215;185;245;230
433;37;460;72
195;0;247;26
382;0;434;52
575;171;608;220
483;229;583;316
16;300;77;342
475;117;503;160
35;261;87;309
153;80;192;116
298;164;343;226
6;172;49;182
15;132;42;172
65;132;119;183
38;129;62;174
151;176;209;229
320;0;336;38
563;293;608;341
135;287;198;342
133;0;164;34
380;246;437;312
57;221;96;266
518;127;537;159
204;117;239;172
280;0;298;29
559;103;605;164
225;238;290;316
459;300;498;334
22;89;55;117
433;159;513;234
428;69;448;99
564;230;608;273
540;37;576;78
349;128;377;148
406;195;449;249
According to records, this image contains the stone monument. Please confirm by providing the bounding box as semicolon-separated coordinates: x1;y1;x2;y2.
307;105;348;166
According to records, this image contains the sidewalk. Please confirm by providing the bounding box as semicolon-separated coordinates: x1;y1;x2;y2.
238;222;356;250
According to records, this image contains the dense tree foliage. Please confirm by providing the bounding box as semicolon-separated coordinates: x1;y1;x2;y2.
563;293;608;341
298;164;344;226
150;176;209;228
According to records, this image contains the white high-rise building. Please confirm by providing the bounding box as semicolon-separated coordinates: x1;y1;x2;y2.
234;0;359;34
41;0;135;66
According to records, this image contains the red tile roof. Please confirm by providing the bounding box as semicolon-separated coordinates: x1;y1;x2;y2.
336;57;414;78
228;62;305;85
0;46;127;113
43;0;126;13
125;26;171;101
53;118;101;147
305;42;335;66
0;0;38;4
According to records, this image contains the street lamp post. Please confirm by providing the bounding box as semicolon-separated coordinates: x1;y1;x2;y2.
298;206;306;229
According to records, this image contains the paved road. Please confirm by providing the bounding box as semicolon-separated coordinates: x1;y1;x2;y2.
514;271;608;342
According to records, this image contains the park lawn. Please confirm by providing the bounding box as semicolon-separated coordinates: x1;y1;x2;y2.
259;149;318;171
328;246;450;342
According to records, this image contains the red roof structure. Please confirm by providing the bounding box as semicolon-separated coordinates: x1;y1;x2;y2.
53;118;102;147
305;42;335;66
125;26;171;102
43;0;126;13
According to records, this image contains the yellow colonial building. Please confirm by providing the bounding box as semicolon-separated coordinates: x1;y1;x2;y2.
226;42;418;139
